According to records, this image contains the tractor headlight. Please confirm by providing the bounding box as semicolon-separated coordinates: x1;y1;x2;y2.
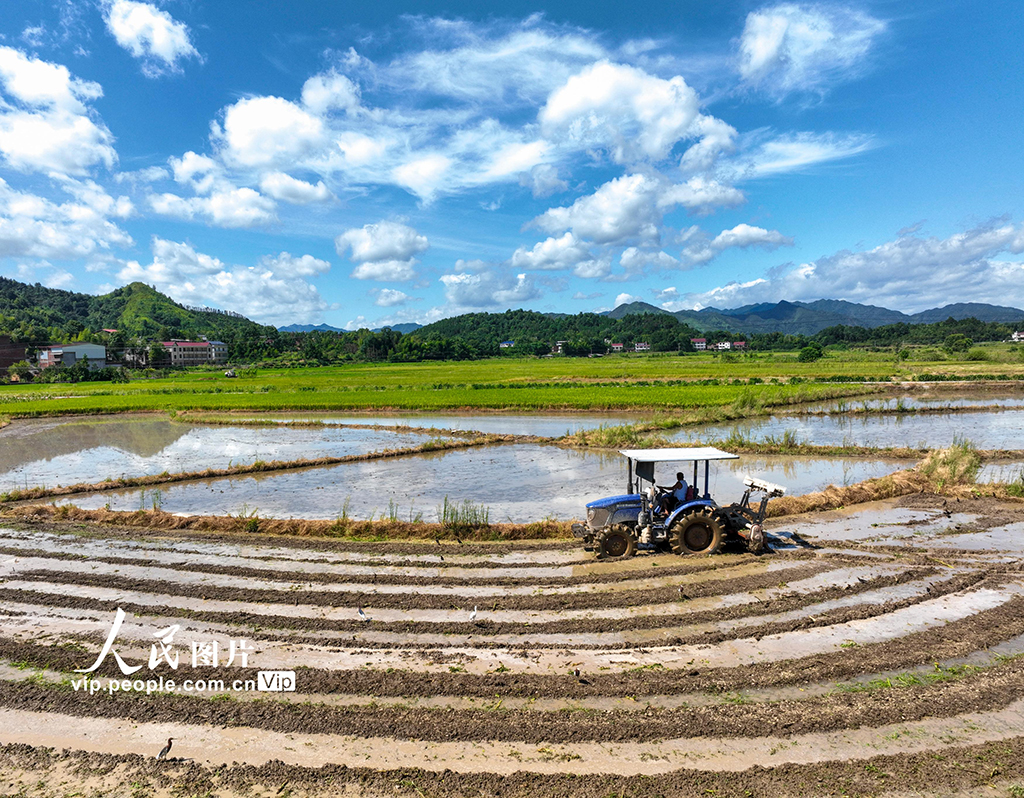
587;508;609;529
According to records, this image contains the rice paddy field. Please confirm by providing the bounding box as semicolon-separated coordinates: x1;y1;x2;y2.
2;356;1024;796
0;345;1022;418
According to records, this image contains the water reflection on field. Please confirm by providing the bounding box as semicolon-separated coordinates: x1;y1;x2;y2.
62;444;908;522
678;410;1024;450
808;388;1024;412
0;416;434;491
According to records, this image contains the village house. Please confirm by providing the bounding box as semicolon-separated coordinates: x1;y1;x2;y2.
733;341;747;349
161;340;229;366
717;341;732;351
610;343;624;352
690;338;707;350
1011;331;1024;343
37;343;107;370
499;340;515;348
634;342;650;351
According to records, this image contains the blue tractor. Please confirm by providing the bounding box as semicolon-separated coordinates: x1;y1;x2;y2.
571;447;786;559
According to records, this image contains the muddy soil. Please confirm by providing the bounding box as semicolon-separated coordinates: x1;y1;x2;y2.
3;490;1024;796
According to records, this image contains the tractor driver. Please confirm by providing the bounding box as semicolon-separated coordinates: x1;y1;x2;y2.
656;472;690;515
671;472;690;505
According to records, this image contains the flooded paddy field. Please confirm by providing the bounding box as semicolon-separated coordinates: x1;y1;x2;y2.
679;406;1024;449
58;444;908;521
0;415;444;492
4;490;1024;797
7;398;1024;795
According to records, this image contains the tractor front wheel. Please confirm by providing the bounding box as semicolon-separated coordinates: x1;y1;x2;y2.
595;525;637;559
669;508;724;556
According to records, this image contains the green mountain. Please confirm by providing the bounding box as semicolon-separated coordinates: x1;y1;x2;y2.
0;278;272;345
602;299;1024;336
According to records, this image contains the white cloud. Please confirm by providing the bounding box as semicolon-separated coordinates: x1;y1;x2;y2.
336;220;428;281
374;288;409;307
42;267;75;289
615;292;642;306
116;237;329;324
534;173;743;247
540;61;705;163
620;247;679;271
169;150;217;191
532;173;662;244
519;163;567;198
734;131;875;177
572;256;612;279
440;270;541;308
391;153;452;201
684;221;1024;312
149;186;276;228
53;176;133;219
680;223;793;266
738;3;886;96
349;259;417;281
104;0;199;76
375;19;606;105
0;47;116;176
679;116;738;174
336;132;388;166
257;252;330;277
115;165;168;183
0;111;117;176
710;223;793;250
511;232;591;271
0;46;101;111
214;96;325;168
481;140;549;180
658;176;745;213
259;172;333;204
336;220;428;263
0;177;132;259
301;71;360;115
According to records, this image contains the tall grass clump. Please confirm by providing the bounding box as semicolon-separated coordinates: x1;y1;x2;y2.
437;495;490;533
918;436;981;488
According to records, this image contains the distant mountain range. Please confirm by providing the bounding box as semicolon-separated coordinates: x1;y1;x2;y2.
286;299;1024;338
602;299;1024;336
278;322;423;334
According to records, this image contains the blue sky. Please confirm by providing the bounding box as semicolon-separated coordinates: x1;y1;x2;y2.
0;1;1022;328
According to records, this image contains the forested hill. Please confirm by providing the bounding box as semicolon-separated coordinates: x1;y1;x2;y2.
0;278;272;345
603;299;1024;336
410;308;702;355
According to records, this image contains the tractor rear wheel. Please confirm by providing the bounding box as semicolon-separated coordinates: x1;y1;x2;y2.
669;508;724;556
595;525;637;559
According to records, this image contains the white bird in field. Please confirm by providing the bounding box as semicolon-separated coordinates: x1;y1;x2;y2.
357;606;369;622
469;605;478;622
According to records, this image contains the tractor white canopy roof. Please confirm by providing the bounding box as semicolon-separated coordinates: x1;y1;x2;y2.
619;447;739;462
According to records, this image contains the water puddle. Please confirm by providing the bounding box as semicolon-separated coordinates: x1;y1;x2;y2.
0;416;439;491
56;444;910;521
